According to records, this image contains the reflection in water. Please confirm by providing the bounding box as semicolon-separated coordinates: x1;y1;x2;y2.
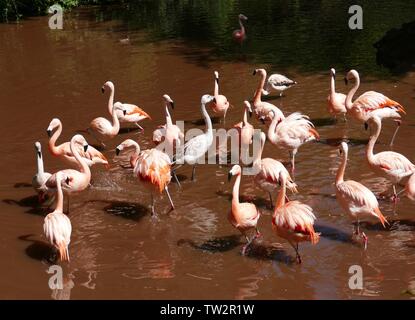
50;274;75;300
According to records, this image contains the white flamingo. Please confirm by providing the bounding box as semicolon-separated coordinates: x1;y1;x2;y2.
32;142;52;202
262;73;297;97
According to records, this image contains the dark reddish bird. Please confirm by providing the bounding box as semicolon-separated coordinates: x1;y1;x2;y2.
232;14;248;43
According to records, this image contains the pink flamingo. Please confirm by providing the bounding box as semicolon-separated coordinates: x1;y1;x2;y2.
345;69;405;146
272;171;320;264
102;81;151;131
327;68;347;120
116;139;140;168
366;116;415;204
88;102;126;148
267;111;320;176
335;142;388;249
228;165;261;255
233;101;254;164
252;69;285;124
232;14;248;43
47;118;108;168
253;132;297;206
43;171;72;261
32;141;52;202
210;71;230;124
42;134;92;213
405;173;415;201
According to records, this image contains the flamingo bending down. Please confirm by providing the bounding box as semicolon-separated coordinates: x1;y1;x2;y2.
345;69;405;146
43;171;72;262
267;111;319;176
272;171;320;264
210;71;230;124
102;81;151;131
253;132;297;206
228;165;261;255
42;134;92;213
232;14;248;43
47;118;108;168
176;94;215;181
335;142;388;249
366;116;415;204
252;69;285;124
262;73;297;97
32;142;52;202
327;68;347;120
115;139;141;168
233;101;254;164
88;102;126;148
405;173;415;201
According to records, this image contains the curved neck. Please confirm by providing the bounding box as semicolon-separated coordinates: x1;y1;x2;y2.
336;150;348;184
274;177;286;212
366;121;381;164
165;104;173;126
55;176;64;213
107;86;115;115
111;106;121;134
129;142;141;167
36;152;44;175
254;72;265;105
70;139;90;178
49;123;62;155
201;102;213;138
345;74;360;110
243;108;248;126
253;137;264;168
232;173;241;206
267;112;279;140
330;75;336;95
239;18;245;33
214;77;219;97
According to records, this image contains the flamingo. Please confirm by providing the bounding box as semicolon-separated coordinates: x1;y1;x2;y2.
327;68;347;120
47;118;108;168
335;142;388;249
43;171;72;262
344;69;405;146
42;134;92;213
210;71;230;124
267;110;319;176
233;101;254;164
232;14;248;43
115;139;141;168
262;73;297;97
252;69;285;124
228;165;261;255
253;132;297;207
405;173;415;201
32;141;52;202
176;94;215;181
272;171;320;264
102;81;151;131
366;116;415;205
88;102;126;148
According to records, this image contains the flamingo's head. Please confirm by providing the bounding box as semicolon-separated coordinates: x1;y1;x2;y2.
163;94;174;109
47;118;61;137
34;141;42;158
228;165;242;182
116;139;139;156
243;100;253;118
201;94;215;106
239;14;248;21
252;68;266;77
339;141;349;157
344;69;359;85
102;81;114;93
330;68;336;79
214;71;219;81
72;134;89;152
114;102;127;116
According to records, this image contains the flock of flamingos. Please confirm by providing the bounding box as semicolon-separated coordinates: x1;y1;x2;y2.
31;64;415;264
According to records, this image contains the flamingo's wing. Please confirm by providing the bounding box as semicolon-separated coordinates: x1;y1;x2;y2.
268;74;296;87
122;103;152;119
337;180;378;210
354;91;405;114
375;151;415;178
135;149;171;193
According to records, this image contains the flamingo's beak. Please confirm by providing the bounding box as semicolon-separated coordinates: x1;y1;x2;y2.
228;172;233;182
344;77;348;85
212;97;216;104
333;73;336;80
364;122;368;131
115;147;120;156
65;177;70;185
252;70;257;76
84;144;89;152
260;118;266;125
170;101;175;109
123;109;127;116
249;111;253;118
215;77;219;85
47;129;52;137
37;151;42;159
101;87;105;93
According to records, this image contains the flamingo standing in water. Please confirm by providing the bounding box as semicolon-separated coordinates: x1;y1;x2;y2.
42;134;92;213
32;142;52;202
405;173;415;201
232;14;248;44
47;118;108;168
210;71;230;124
102;81;151;131
344;69;405;146
228;165;261;255
253;132;297;207
88;102;126;148
335;142;388;249
43;171;72;262
262;73;297;97
327;68;347;121
272;171;320;264
252;69;285;124
233;101;254;164
267;110;319;176
366;116;415;204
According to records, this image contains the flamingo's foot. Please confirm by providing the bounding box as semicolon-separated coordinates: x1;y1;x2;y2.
362;232;368;250
241;244;249;256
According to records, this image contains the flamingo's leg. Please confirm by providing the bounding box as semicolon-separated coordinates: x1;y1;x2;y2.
289;242;301;264
135;123;144;132
164;186;175;211
290;150;297;178
150;193;155;215
343;113;347;122
172;169;181;188
268;192;274;209
191;165;196;181
389;120;401;147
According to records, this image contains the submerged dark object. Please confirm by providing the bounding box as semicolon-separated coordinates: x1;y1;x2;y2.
374;20;415;74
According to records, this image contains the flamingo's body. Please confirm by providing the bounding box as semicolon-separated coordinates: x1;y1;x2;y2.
335;142;388;248
262;73;297;97
102;81;151;131
47;118;108;168
32;142;52;201
233;101;254;164
228;165;261;255
272;172;320;263
268;111;319;175
252;69;285;123
232;14;248;43
405;173;415;201
211;71;230;123
345;69;405;146
43;172;72;261
327;68;347;119
116;139;141;168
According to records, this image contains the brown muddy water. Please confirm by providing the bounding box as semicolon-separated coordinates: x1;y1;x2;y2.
0;6;415;300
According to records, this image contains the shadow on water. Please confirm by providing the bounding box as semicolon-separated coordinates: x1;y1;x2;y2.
118;127;142;135
177;235;242;252
311;117;338;127
3;195;47;216
361;218;415;232
86;200;150;221
244;243;294;265
14;182;32;188
18;234;55;263
186;116;221;127
320;137;369;147
215;190;270;209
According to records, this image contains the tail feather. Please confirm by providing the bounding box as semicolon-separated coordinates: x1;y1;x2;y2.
309;128;320;141
306;225;320;245
374;207;388;228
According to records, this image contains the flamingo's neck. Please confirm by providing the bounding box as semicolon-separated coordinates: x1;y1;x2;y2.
130;142;141;167
336;149;347;184
239;18;245;34
36;151;45;175
267;111;279;142
330;75;336;96
366;120;381;165
232;173;241;207
70;139;91;179
274;176;286;212
253;136;264;168
55;175;64;213
111;106;121;134
49;123;62;156
165;105;173;126
214;77;219;97
242;108;248;126
201;102;213;140
107;86;115;115
345;74;360;110
254;72;266;105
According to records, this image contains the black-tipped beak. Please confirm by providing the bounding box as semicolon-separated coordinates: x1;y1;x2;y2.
37;151;42;159
252;70;257;76
115;147;120;156
364;122;368;131
123;109;127;116
260;118;266;125
333;73;336;80
47;129;52;137
344;77;348;85
101;87;105;93
170;101;175;109
215;77;219;85
339;149;342;156
249;111;253;118
65;177;70;185
212;97;216;104
84;144;89;152
228;172;233;182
